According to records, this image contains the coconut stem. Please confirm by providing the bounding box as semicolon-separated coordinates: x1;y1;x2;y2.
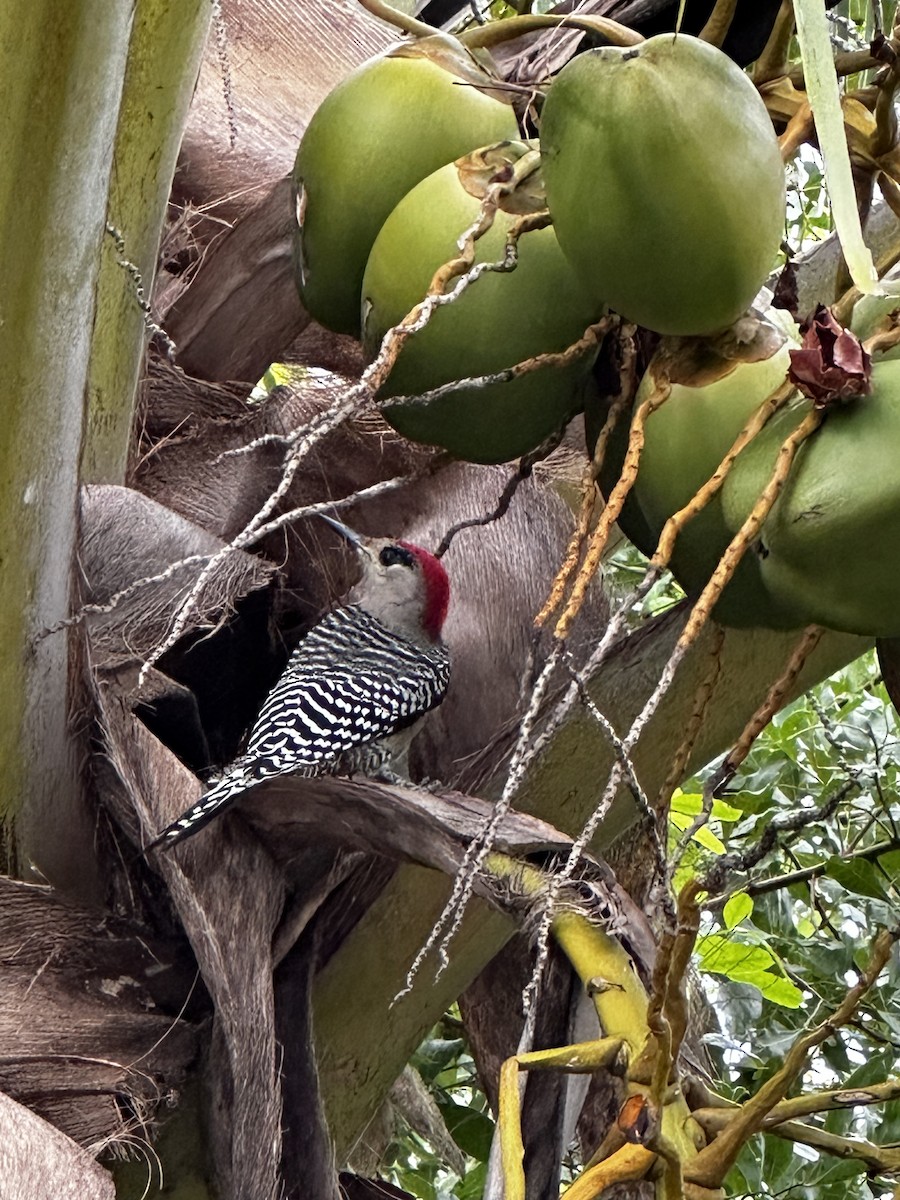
753;0;795;84
715;624;824;790
787;48;881;88
651;379;795;571
778;101;815;162
460;12;642;52
355;0;440;40
536;331;636;631
698;0;737;49
509;146;542;187
551;376;672;641
655;624;725;815
872;50;900;159
673;405;825;657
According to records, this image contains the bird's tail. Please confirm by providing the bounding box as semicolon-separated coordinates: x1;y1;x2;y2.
142;769;249;855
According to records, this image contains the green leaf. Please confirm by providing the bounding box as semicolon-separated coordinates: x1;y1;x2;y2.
710;797;742;822
413;1038;466;1083
457;1162;488;1200
670;789;740;821
723;893;753;929
670;809;726;854
759;976;806;1008
436;1097;494;1162
395;1167;436;1200
670;790;703;814
690;825;726;854
698;934;767;975
697;935;804;1008
878;849;900;880
823;856;891;900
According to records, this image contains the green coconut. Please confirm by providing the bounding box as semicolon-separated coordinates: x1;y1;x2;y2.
292;36;518;336
362;140;603;464
539;34;786;336
636;314;796;567
591;312;805;628
721;358;900;636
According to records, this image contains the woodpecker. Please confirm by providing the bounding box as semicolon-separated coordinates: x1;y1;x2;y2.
144;516;451;853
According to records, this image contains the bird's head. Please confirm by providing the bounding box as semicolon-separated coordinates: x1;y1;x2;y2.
320;515;450;644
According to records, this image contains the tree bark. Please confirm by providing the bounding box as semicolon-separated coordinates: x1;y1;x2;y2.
0;1093;115;1200
0;1;133;895
84;0;211;484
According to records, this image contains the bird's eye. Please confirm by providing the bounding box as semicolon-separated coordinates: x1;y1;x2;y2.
379;544;415;569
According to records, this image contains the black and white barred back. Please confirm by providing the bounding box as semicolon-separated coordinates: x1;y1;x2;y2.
144;604;451;853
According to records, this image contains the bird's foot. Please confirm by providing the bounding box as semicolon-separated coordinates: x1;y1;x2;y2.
413;775;448;795
370;766;407;787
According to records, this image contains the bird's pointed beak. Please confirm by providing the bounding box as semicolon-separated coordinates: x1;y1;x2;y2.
318;512;366;550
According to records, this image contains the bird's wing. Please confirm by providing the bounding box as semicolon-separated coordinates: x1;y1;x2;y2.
245;653;450;764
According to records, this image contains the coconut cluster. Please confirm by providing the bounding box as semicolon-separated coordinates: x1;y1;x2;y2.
291;27;898;638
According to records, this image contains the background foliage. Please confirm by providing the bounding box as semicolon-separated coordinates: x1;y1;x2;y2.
7;0;900;1196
